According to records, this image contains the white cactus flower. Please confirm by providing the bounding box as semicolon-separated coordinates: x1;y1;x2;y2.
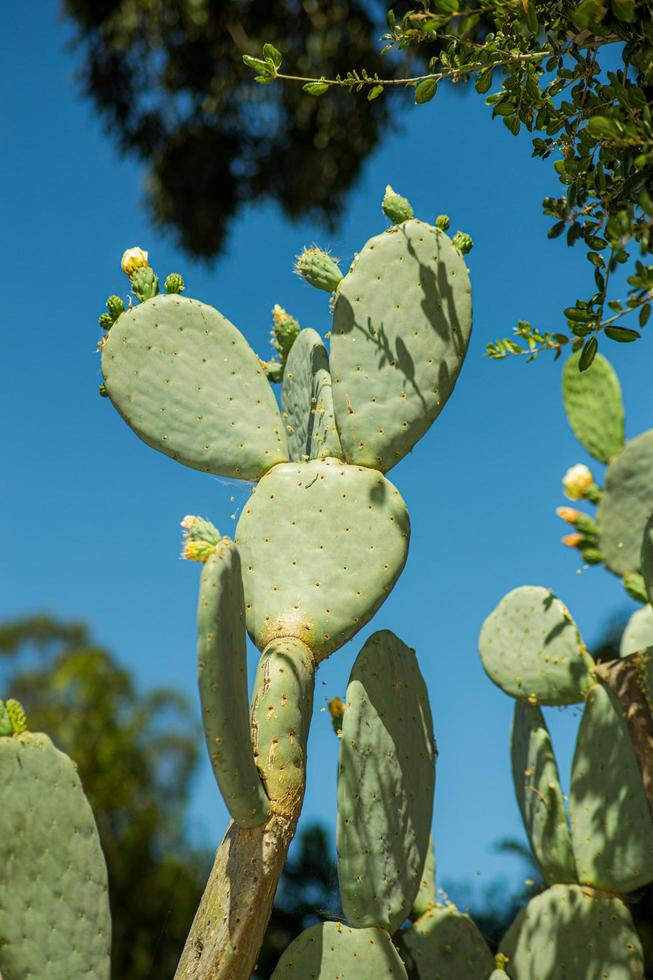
120;246;149;277
562;463;593;500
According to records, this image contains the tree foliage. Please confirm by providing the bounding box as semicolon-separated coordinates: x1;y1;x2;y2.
245;0;653;370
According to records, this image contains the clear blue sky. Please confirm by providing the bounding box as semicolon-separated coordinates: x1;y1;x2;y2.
2;2;651;912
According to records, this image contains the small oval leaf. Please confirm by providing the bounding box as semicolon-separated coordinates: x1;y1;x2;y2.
415;78;438;104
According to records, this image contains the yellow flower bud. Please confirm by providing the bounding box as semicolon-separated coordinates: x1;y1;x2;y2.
328;697;345;722
562;464;593;501
556;506;579;524
562;533;582;548
121;247;149;277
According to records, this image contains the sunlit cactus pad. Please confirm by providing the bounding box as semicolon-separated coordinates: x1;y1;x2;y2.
398;904;494;980
478;586;594;705
561;351;624;463
569;682;653;892
101;294;288;479
235;459;410;659
499;884;644;979
620;604;653;657
337;631;435;933
270;921;409;979
511;702;576;886
0;733;111;980
281;328;343;462
597;429;653;575
331;219;472;472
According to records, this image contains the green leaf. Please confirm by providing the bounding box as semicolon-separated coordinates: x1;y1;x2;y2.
604;326;640;342
611;0;635;21
573;0;607;30
435;0;459;11
565;307;593;323
579;336;598;370
587;116;622;139
242;55;269;73
548;221;566;239
524;0;539;32
303;82;330;96
640;304;651;328
262;43;282;69
415;78;438;105
475;68;493;95
368;85;384;101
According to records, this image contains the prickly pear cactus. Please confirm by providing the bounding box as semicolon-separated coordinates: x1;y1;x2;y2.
271;922;409;979
397;904;494;980
0;718;111;980
562;350;624;463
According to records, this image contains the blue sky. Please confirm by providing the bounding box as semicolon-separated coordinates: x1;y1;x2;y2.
2;2;651;911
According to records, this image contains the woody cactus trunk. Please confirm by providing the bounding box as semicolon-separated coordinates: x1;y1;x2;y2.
100;191;470;980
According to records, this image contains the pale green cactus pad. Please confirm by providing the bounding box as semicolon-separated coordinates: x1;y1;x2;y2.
499;884;644;979
510;702;577;885
561;351;624;463
0;732;111;980
641;514;653;604
197;540;270;827
597;430;653;575
250;637;314;804
398;905;494;980
478;586;595;705
569;682;653;892
101;294;288;479
330;219;472;472
281;328;343;462
411;836;436;917
337;631;436;933
270;921;409;979
235;459;410;660
620;603;653;657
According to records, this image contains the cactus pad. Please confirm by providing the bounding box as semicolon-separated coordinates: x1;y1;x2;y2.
330;219;472;472
510;702;577;885
561;351;624;463
499;884;644;979
271;921;409;979
235;459;410;660
337;631;436;932
641;514;653;604
101;294;288;479
620;604;653;657
0;732;111;979
569;681;653;891
411;836;436;917
281;328;343;462
197;540;270;827
250;637;314;806
398;905;494;980
597;430;653;575
478;586;595;705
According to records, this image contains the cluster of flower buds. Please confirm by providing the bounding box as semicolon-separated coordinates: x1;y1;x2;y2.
557;465;603;564
180;515;222;563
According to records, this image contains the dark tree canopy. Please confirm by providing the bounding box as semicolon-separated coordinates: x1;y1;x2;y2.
61;0;406;258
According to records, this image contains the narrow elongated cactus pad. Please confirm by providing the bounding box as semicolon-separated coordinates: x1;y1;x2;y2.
562;351;624;463
597;430;653;575
411;835;436;917
569;681;653;892
271;922;409;979
337;631;436;933
478;586;595;705
510;703;577;885
101;294;288;479
398;905;494;980
0;733;111;980
197;540;270;827
620;604;653;657
235;459;410;660
330;219;472;472
641;514;653;604
281;328;343;462
499;884;644;979
250;637;314;806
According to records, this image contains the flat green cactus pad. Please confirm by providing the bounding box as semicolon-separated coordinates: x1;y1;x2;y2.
281;328;343;462
411;836;436;917
337;631;436;933
101;294;288;479
398;905;494;980
330;219;472;472
561;351;624;463
235;459;410;660
0;732;111;980
499;884;644;979
478;586;595;705
569;681;653;892
641;515;653;604
510;703;577;886
271;922;408;979
620;604;653;657
597;430;653;575
197;540;270;827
